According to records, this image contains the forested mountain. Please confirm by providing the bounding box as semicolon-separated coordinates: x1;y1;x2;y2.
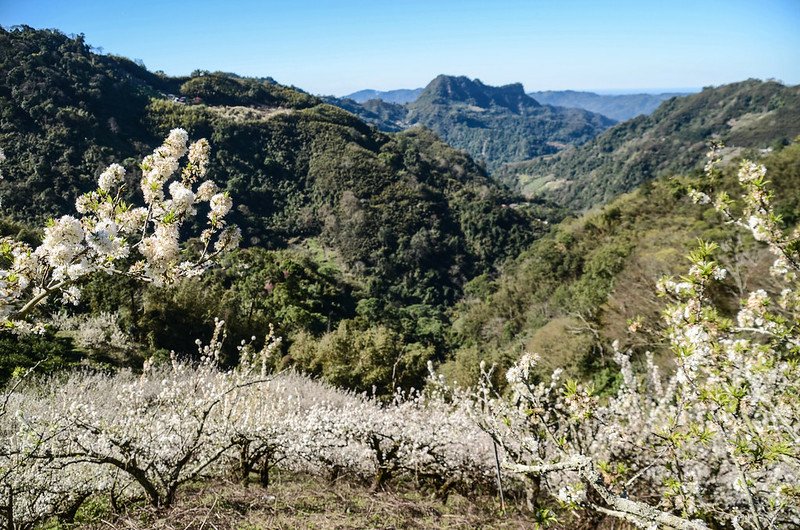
444;139;800;386
500;79;800;210
330;75;615;172
343;87;422;104
528;90;691;121
0;27;558;389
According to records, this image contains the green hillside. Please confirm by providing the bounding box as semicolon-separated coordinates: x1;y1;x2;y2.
3;27;799;397
0;27;549;298
443;139;800;387
0;27;557;389
500;79;800;211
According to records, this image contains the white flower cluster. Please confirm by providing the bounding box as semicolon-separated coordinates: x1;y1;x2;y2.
504;351;538;387
688;188;711;205
737;160;767;184
97;163;125;192
0;129;239;332
714;152;797;285
0;327;498;528
557;484;586;505
50;310;131;351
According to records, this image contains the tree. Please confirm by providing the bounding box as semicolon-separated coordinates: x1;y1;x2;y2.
0;128;240;334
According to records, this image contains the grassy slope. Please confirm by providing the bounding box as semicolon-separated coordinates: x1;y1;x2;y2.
62;473;534;530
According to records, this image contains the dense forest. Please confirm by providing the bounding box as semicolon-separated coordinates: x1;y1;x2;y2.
0;27;559;390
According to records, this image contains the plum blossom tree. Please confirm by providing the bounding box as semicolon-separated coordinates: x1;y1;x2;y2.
0;128;240;334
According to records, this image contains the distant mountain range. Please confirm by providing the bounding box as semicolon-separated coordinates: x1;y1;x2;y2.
341;87;696;122
527;90;692;121
343;88;423;104
329;75;615;171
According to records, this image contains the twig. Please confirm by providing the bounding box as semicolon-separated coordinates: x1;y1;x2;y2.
198;495;218;530
0;359;45;418
492;440;505;514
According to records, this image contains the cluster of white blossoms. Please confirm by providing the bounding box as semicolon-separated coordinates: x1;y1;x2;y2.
0;129;239;333
688;188;711;205
454;149;800;530
0;325;500;529
50;310;131;350
503;351;538;386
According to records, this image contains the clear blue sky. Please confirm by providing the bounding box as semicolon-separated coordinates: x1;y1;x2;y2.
1;0;798;95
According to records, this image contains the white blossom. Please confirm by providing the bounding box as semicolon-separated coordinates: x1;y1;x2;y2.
61;285;81;305
209;192;233;219
163;127;189;158
97;163;125;192
196;180;218;202
167;181;196;216
688;188;711;205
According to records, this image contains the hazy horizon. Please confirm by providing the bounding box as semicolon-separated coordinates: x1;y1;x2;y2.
1;0;798;95
339;85;704;98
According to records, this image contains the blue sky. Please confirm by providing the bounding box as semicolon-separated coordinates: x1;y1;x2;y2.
1;0;798;95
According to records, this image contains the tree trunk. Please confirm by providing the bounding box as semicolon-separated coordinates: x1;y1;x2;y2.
371;467;390;492
435;477;457;504
239;441;252;485
59;493;91;525
524;475;541;512
3;488;13;530
259;460;270;489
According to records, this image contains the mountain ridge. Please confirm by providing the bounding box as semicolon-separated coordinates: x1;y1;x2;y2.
343;87;422;104
414;75;538;112
328;75;615;172
499;79;800;210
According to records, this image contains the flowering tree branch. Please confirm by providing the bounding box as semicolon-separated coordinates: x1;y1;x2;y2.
0;128;240;334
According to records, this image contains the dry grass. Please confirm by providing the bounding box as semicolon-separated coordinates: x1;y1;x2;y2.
72;472;541;530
